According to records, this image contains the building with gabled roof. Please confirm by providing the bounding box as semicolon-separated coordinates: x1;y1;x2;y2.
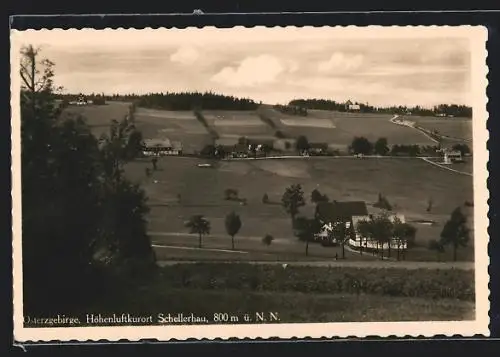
142;137;182;156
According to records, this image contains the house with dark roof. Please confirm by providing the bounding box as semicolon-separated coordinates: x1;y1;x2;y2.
314;201;369;243
315;201;408;252
315;201;368;222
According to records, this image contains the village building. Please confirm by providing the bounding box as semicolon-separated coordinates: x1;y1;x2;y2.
231;143;249;158
308;142;329;156
142;138;183;156
443;149;463;164
314;201;407;251
345;100;361;112
315;201;369;244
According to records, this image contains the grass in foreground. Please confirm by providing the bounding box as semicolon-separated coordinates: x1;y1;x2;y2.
25;263;475;326
92;288;474;324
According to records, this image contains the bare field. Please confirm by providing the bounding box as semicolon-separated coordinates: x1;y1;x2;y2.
125;156;474;261
61;101;131;137
258;107;437;147
410;116;473;141
135;108;213;153
202;110;276;139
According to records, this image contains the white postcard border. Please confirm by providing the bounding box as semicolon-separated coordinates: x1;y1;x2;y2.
10;25;490;342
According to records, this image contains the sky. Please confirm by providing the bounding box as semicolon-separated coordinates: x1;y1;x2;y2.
13;27;473;107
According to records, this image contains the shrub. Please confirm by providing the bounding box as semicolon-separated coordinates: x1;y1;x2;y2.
262;234;274;246
262;193;269;204
275;130;286;138
224;188;239;201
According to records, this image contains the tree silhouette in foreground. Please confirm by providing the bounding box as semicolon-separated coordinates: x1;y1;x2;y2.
225;211;242;250
20;45;155;314
185;215;211;248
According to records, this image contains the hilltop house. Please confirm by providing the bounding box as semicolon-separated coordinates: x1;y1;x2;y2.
314;201;408;251
345;100;361;112
142;138;183;156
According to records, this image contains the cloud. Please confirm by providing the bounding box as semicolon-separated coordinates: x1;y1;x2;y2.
211;55;296;87
317;52;364;73
170;46;199;64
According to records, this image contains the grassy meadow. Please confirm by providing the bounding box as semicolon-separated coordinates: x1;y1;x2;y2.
63;103;475;262
258;106;438;147
125;155;474;262
411;115;473;141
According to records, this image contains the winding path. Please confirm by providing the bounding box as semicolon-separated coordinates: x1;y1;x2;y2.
389;115;440;144
421;157;473;176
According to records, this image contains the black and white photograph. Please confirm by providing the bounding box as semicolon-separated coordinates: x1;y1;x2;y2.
10;25;489;341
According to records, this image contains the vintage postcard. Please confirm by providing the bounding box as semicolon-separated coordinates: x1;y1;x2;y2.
11;25;489;342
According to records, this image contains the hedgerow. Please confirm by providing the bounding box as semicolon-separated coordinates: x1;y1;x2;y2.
159;263;474;301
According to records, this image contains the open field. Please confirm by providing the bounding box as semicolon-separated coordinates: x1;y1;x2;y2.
258;107;342;144
202;110;277;146
135;108;213;154
61;101;131;137
124;156;474;261
258;107;437;147
410;116;473;142
64;104;475;262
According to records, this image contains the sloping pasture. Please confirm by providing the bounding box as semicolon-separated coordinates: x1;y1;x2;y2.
411;116;473;142
258;107;437;147
134;108;213;153
124;156;474;261
202;110;277;146
61;101;131;138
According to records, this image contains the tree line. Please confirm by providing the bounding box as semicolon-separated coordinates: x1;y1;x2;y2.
113;92;259;111
273;104;308;116
20;46;155;315
349;136;470;157
289;98;473;118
